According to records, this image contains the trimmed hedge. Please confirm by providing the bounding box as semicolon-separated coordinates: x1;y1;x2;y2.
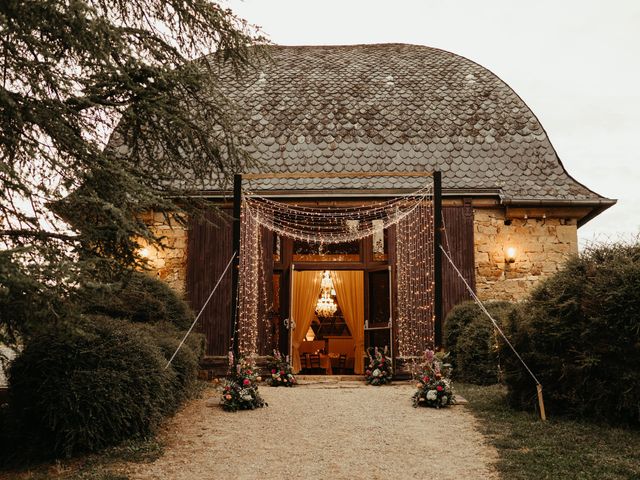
3;316;203;461
444;300;514;384
502;242;640;426
78;271;194;330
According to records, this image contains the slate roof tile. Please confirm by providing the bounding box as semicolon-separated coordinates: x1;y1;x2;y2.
144;44;610;203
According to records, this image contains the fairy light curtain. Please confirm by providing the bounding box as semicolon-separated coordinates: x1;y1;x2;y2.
236;183;435;358
394;200;435;357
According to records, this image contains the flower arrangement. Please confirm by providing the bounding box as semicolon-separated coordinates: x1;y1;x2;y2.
412;349;455;408
220;353;267;412
267;350;297;387
365;346;393;386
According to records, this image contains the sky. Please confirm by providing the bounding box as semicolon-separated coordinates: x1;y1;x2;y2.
225;0;640;247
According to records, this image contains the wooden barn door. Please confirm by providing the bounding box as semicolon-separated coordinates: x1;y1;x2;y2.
441;200;476;322
186;208;233;356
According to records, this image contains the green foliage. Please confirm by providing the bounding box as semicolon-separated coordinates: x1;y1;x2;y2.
2;315;202;462
444;300;514;384
79;271;195;330
458;383;640;480
502;242;640;426
0;249;78;349
1;0;265;340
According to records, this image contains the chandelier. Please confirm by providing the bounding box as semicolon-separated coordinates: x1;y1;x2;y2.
315;271;338;317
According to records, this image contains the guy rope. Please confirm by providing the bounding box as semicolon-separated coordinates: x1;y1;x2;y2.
439;218;547;421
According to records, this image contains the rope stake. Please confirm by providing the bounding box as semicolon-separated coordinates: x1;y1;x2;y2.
164;251;237;370
438;244;547;420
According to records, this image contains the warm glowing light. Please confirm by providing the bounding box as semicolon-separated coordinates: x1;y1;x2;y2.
305;326;315;341
315;271;338;317
505;246;517;264
139;247;150;258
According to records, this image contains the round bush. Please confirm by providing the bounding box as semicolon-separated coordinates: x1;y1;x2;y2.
443;301;479;369
6;316;180;459
79;271;194;330
444;300;514;384
137;322;205;398
502;242;640;426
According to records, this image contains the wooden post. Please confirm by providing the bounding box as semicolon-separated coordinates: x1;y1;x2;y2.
230;174;242;362
433;171;443;347
537;384;547;421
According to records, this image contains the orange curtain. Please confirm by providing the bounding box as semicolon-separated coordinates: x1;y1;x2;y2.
331;271;365;374
291;270;323;373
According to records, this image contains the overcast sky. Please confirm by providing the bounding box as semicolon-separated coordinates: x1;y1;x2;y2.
225;0;640;246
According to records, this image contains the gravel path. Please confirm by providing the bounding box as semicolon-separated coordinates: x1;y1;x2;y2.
121;382;498;480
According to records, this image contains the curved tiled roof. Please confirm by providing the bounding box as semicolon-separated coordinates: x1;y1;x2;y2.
208;43;609;203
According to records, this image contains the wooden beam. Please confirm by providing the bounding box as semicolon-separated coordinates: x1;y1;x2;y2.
230;174;242;362
433;171;443;347
506;206;592;220
242;171;434;180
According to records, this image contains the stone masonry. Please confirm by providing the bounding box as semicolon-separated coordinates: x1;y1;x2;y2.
143;206;580;307
140;212;188;295
474;208;578;301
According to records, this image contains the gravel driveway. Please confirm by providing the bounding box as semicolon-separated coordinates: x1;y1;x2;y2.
121;382;498;480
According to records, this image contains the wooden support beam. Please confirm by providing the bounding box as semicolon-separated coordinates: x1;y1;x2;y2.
230;174;242;361
242;171;434;180
433;171;443;347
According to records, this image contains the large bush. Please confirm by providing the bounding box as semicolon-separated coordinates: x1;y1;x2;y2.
444;300;514;384
502;242;640;426
78;271;194;330
3;315;203;461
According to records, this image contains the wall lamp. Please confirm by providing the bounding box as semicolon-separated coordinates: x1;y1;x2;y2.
505;246;517;264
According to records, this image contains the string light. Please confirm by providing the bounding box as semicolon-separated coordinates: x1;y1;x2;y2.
235;183;436;360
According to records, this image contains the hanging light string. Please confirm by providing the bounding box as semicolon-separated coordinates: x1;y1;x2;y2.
396;198;435;358
243;185;433;244
236;182;436;359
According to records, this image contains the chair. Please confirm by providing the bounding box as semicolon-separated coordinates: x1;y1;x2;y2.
334;354;347;375
301;352;310;372
309;353;321;369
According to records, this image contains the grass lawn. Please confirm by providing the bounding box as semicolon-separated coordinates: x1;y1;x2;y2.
457;383;640;480
0;438;162;480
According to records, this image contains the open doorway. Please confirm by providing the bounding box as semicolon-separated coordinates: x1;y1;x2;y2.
291;270;365;375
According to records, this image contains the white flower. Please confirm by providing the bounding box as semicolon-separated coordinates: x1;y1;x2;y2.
241;394;252;401
372;368;381;377
441;396;448;405
426;390;437;401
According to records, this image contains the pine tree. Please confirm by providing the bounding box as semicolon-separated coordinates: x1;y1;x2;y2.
0;1;266;344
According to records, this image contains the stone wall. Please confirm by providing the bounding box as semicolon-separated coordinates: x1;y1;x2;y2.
473;208;578;301
140;212;188;295
142;206;579;306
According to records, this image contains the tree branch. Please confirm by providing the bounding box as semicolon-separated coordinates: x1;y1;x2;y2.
0;229;80;242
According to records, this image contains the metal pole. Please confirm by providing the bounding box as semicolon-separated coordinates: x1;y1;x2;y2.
230;174;242;362
433;171;443;347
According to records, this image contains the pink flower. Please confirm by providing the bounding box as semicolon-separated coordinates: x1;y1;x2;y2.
436;385;443;392
272;369;276;373
225;394;232;400
280;370;285;375
422;376;429;383
247;369;252;374
243;378;251;386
